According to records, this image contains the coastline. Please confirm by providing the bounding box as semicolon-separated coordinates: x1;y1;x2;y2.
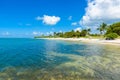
37;38;120;45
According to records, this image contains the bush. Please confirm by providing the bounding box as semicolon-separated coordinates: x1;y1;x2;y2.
106;33;118;40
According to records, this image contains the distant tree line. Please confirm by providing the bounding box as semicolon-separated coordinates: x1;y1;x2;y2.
35;29;91;38
35;22;120;40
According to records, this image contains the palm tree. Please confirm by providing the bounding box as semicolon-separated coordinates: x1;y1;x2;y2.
101;23;107;34
97;23;107;35
87;28;91;35
97;27;103;35
54;32;57;36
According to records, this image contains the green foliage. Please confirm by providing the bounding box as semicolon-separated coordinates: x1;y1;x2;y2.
80;30;87;37
90;34;101;36
34;21;120;39
113;27;120;35
106;33;118;40
35;29;90;38
106;22;120;36
75;31;81;38
87;28;91;32
97;23;107;35
64;32;75;38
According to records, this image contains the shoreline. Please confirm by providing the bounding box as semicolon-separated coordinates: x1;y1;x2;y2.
37;38;120;45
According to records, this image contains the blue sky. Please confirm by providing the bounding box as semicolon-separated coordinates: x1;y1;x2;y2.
0;0;120;37
0;0;87;37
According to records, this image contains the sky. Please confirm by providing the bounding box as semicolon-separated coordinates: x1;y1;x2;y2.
0;0;120;37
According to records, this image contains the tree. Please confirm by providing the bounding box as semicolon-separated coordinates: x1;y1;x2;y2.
80;29;87;37
75;31;81;38
106;33;118;40
97;23;107;35
54;32;57;36
87;28;91;35
101;23;107;34
97;27;103;35
106;22;120;36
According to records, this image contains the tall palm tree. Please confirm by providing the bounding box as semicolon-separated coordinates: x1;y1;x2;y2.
101;23;107;34
97;27;103;35
97;23;107;35
87;28;91;35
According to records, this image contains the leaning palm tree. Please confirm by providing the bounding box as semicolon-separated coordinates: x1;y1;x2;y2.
97;23;107;35
97;27;103;35
101;23;107;34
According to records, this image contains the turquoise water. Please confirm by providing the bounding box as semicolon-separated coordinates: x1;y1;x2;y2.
0;38;120;80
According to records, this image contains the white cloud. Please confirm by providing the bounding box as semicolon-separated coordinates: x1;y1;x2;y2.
80;0;120;29
36;15;61;25
46;32;49;35
74;27;81;32
50;31;53;34
71;22;77;26
59;30;62;33
32;32;38;35
68;16;72;20
32;31;41;35
35;16;42;20
2;32;10;36
18;23;31;26
46;31;54;35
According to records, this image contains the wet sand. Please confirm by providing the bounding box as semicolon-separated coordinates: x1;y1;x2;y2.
38;38;120;45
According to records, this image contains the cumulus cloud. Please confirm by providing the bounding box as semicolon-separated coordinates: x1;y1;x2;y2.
35;16;42;20
36;15;61;25
32;32;38;35
71;22;78;26
80;0;120;29
74;27;81;32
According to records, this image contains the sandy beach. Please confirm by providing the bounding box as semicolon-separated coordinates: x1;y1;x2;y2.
39;38;120;45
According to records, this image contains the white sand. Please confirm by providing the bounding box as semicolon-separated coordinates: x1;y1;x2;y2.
39;38;120;45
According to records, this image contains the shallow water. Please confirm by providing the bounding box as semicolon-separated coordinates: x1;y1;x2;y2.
0;38;120;80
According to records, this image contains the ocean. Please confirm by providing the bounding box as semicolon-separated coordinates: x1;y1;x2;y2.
0;38;120;80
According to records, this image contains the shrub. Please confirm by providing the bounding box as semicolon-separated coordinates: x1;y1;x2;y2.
106;33;118;40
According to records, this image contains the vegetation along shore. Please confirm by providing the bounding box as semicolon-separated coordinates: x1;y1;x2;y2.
35;22;120;45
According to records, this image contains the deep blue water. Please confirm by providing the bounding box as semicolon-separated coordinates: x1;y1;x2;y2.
0;38;120;80
0;38;84;69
